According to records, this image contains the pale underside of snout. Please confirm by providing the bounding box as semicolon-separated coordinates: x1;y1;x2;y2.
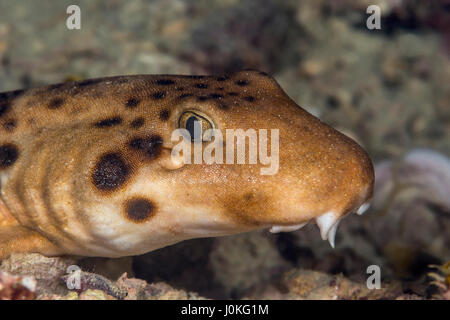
269;201;371;248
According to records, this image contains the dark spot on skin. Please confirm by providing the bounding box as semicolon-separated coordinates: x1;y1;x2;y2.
208;93;223;99
179;93;193;99
130;117;145;128
175;87;184;91
236;80;249;86
3;119;16;131
218;103;228;110
197;96;209;101
0;90;24;101
156;79;175;86
125;198;155;222
92;153;130;191
128;135;163;159
94;117;123;128
228;92;239;96
129;138;144;150
159;109;170;121
0;102;10;118
216;76;228;81
0;144;19;169
78;79;103;87
48;97;65;109
11;90;24;99
244;96;255;102
216;87;224;91
195;83;208;89
223;191;273;226
152;92;165;100
126;98;140;108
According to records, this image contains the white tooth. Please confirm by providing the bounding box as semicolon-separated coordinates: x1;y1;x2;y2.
327;220;340;249
356;202;370;215
269;222;307;233
316;212;337;240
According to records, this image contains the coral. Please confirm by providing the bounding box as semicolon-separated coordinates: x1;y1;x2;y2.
0;253;76;296
0;271;36;300
0;253;207;300
247;269;409;300
60;270;126;299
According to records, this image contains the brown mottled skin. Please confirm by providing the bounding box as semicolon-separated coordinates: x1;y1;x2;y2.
0;70;374;259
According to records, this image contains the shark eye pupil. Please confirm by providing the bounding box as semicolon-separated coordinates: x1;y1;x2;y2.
186;116;202;141
178;110;214;142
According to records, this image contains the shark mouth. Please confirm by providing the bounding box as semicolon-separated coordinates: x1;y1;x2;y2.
269;202;371;248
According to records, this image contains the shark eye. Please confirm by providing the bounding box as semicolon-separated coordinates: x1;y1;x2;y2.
178;111;214;142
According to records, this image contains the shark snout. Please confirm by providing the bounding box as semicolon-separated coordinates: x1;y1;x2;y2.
269;129;375;248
